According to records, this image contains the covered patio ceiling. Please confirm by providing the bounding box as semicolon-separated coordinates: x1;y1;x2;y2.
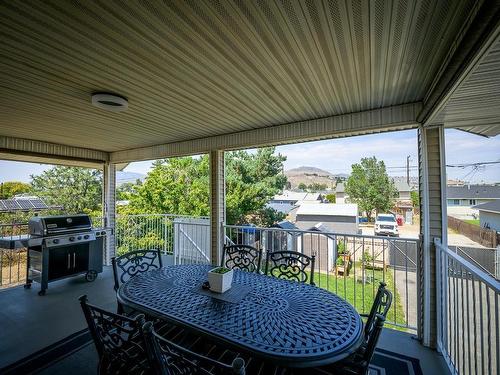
0;1;499;164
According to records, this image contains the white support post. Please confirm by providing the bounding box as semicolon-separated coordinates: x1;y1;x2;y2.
103;162;116;266
210;150;225;266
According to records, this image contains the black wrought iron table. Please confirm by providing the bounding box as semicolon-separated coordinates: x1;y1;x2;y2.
117;264;363;367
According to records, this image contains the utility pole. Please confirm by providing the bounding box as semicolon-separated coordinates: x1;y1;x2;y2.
406;155;410;185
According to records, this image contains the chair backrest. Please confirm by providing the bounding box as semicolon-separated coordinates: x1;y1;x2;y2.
112;249;163;291
264;250;316;285
364;282;392;337
79;295;148;373
141;321;246;375
361;314;386;366
221;245;262;273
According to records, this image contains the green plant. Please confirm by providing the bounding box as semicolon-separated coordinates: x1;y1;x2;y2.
337;241;347;255
336;257;345;267
210;267;231;274
362;251;373;264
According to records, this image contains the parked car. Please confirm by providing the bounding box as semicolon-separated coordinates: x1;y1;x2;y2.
374;214;399;236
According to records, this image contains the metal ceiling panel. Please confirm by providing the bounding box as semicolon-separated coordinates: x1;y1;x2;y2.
0;0;476;152
432;37;500;137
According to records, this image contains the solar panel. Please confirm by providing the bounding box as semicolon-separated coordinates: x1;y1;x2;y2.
3;200;20;209
31;199;48;209
17;200;33;209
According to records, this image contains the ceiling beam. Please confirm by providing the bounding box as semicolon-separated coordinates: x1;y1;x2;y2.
419;1;500;125
0;135;109;167
110;102;422;163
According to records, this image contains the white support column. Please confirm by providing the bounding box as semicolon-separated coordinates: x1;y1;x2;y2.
209;150;225;266
103;162;116;265
418;125;446;348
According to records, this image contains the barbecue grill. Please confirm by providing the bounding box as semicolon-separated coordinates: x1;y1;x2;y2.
22;214;107;296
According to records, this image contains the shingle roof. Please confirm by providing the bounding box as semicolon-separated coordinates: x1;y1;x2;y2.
447;185;500;199
473;200;500;214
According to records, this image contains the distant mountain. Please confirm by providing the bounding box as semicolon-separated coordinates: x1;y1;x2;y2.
285;166;336;189
116;171;145;185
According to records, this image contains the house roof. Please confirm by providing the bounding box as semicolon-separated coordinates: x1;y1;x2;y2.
272;191;321;202
266;202;297;215
296;203;358;217
272;220;300;231
447;185;500;199
473;200;500;214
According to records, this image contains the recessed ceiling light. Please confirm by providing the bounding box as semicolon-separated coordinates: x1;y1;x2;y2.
91;92;128;112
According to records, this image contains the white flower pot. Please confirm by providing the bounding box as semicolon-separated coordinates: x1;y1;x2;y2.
207;267;234;293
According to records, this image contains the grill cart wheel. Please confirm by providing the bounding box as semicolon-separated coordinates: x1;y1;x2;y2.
85;270;98;282
24;283;31;289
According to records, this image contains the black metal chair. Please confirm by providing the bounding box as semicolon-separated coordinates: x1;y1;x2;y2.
79;295;149;375
264;250;316;285
141;321;246;375
362;282;393;338
329;314;386;375
112;249;163;314
221;245;262;273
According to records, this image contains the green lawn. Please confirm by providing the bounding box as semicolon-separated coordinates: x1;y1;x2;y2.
464;219;480;226
311;263;409;331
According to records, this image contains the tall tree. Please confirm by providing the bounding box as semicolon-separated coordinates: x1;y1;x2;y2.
345;157;397;221
0;181;31;199
127;148;287;225
30;167;102;214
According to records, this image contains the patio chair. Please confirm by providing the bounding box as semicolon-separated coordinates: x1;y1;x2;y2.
361;282;392;339
141;321;246;375
112;249;163;314
264;250;316;285
221;244;262;273
79;295;149;375
328;314;387;375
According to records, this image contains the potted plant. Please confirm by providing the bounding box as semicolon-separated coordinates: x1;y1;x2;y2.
337;241;351;269
207;267;234;293
335;257;349;276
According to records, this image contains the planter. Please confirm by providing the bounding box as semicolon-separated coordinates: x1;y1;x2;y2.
207;267;233;293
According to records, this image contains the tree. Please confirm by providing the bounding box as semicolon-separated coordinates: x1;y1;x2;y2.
307;182;327;192
127;148;288;225
116;181;141;201
0;181;31;199
325;193;336;203
410;191;419;207
345;157;398;221
30;167;102;214
298;183;307;191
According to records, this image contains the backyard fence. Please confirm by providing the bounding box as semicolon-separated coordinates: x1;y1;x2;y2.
436;239;499;375
448;215;498;247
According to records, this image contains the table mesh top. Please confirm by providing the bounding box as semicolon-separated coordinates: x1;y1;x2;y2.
119;265;363;363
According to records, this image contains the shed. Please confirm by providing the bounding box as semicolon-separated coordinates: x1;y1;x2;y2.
295;204;359;234
473;201;500;232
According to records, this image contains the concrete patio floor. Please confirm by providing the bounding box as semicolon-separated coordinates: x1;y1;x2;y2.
0;265;449;374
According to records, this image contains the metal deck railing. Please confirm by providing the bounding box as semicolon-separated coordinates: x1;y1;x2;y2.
436;239;500;375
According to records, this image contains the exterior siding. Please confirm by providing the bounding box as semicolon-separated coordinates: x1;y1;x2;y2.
479;211;500;232
418;125;445;348
210;150;225;265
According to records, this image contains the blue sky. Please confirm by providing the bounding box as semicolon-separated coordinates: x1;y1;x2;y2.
1;129;499;184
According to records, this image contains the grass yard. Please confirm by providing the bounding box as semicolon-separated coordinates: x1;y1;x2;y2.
464;219;480;226
311;263;409;331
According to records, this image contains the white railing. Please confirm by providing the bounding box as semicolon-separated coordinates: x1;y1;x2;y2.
225;224;420;331
436;239;500;375
0;223;28;289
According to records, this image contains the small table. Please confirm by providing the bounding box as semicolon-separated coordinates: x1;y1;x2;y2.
117;264;363;367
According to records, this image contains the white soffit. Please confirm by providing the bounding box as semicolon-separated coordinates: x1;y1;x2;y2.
0;1;475;152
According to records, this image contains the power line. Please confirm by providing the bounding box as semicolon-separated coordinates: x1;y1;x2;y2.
446;160;500;168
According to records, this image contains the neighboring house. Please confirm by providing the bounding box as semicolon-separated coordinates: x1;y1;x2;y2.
335;183;347;204
267;190;322;214
295;203;359;234
473;200;500;232
447;185;500;220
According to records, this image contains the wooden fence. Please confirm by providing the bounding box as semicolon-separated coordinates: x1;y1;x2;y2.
447;216;498;247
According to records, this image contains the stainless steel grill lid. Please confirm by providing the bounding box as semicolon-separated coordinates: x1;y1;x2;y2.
28;214;92;236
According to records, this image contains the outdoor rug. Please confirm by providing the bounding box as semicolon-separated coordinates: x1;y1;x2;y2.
0;329;423;375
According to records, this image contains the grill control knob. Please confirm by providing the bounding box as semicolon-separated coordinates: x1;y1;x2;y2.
77;236;82;240
53;239;60;244
69;236;75;242
84;235;89;240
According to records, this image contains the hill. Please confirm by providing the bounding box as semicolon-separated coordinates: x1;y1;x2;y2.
116;171;145;185
285;166;336;189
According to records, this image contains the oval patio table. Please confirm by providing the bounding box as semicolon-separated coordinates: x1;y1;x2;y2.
117;264;364;367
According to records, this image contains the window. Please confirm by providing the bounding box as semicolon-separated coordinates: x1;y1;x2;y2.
469;199;476;205
447;199;460;206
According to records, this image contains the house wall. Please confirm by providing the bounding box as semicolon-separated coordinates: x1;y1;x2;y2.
397;191;411;200
479;211;500;232
295;214;358;234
